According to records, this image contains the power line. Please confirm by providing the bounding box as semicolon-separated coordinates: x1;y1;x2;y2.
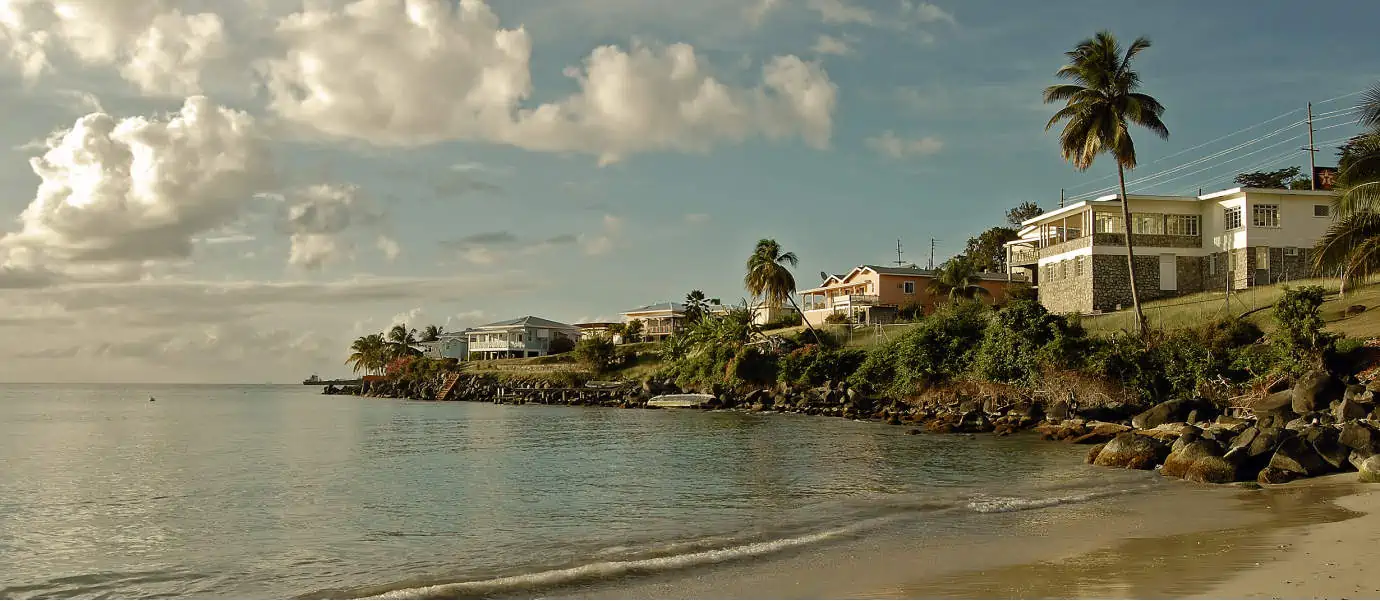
1173;135;1355;195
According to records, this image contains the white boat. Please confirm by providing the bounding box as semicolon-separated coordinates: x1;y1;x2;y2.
647;393;715;408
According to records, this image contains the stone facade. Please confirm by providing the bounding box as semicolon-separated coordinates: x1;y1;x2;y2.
1036;258;1093;314
1091;233;1202;249
1201;246;1314;292
1091;255;1167;312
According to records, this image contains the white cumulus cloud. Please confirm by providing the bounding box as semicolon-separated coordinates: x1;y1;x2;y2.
282;183;385;270
866;131;944;159
811;34;853;56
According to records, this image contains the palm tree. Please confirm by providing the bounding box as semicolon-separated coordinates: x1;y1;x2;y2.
1315;84;1380;294
1044;31;1169;335
346;333;387;375
929;256;991;302
684;290;709;324
744;239;819;342
386;324;421;360
419;324;442;342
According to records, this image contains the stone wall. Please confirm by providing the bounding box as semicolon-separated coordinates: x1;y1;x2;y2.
1266;247;1316;284
1176;254;1205;295
1037;260;1093;314
1092;233;1202;249
1090;254;1172;313
1038;236;1092;258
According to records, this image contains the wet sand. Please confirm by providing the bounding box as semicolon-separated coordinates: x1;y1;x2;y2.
541;477;1373;599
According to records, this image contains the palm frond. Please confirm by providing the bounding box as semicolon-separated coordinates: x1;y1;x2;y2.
1359;83;1380;130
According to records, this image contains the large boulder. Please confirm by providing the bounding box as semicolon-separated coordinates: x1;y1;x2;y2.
1254;390;1296;414
1336;398;1370;422
1086;443;1107;464
1302;426;1350;470
1093;433;1171;470
1266;436;1334;480
1358;454;1380;483
1340;422;1379;454
1293;370;1340;414
1345;384;1375;405
1163;439;1240;484
958;410;993;433
1069;422;1133;445
1046;399;1071;423
1132;399;1194;430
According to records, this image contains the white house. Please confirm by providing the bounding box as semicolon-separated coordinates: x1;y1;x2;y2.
418;330;470;360
466;316;580;359
1007;187;1339;314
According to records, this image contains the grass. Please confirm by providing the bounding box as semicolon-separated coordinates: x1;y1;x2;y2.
1080;277;1380;339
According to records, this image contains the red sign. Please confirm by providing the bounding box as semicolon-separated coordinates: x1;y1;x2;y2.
1314;166;1338;190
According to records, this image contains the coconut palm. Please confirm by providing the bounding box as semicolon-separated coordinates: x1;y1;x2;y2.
346;333;387;375
684;290;709;324
419;324;442;342
1044;31;1169;335
744;239;819;342
1315;84;1380;293
929;256;991;302
386;324;421;360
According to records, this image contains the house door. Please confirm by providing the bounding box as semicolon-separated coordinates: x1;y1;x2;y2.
1159;254;1177;291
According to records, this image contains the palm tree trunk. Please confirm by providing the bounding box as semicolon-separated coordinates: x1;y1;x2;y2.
1117;164;1148;335
786;295;823;345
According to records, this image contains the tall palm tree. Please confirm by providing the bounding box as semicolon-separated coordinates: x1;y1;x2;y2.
386;324;421;360
419;324;442;342
1315;84;1380;294
744;239;819;342
346;333;387;375
929;256;991;302
1044;31;1169;335
684;290;709;324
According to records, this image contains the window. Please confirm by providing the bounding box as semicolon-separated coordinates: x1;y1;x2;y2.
1314;204;1331;217
1165;214;1200;236
1131;213;1164;235
1257;246;1270;269
1208;255;1216;276
1252;204;1280;228
1059;260;1068;279
1094;212;1124;234
903;281;916;294
1224;207;1243;230
1075;255;1086;277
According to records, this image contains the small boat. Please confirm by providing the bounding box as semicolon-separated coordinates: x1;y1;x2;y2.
646;394;715;409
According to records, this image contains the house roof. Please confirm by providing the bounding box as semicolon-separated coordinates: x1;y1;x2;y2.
574;322;622;328
472;316;577;330
863;264;935;277
624;301;685;314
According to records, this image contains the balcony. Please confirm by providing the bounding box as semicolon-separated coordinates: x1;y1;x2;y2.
1010;249;1039;266
469;340;527;352
831;294;879;308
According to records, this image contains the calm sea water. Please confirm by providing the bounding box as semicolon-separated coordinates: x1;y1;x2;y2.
0;384;1165;599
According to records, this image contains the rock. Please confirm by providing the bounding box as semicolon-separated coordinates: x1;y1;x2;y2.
1360;455;1380;483
993;423;1019;437
1170;429;1202;455
1046;399;1071;423
1284;416;1312;431
1163;439;1240;484
1132;399;1190;430
1369;379;1380;394
1340;422;1379;454
1068;422;1132;445
1267;436;1334;479
1336;399;1370;422
1304;426;1350;470
1344;384;1374;404
1254;390;1296;414
1258;467;1301;485
1086;443;1106;464
958;410;993;433
1215;415;1252;428
1093;433;1171;470
906;428;922;435
1293;370;1340;414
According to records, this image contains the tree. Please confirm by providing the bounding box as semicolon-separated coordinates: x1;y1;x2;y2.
929;256;992;301
964;226;1018;272
744;239;820;343
1006;201;1044;227
1234;166;1309;190
419;324;442;342
548;332;576;355
684;290;709;324
345;333;387;374
1044;31;1169;336
623;319;645;343
574;336;618;373
386;324;421;360
1315;85;1380;294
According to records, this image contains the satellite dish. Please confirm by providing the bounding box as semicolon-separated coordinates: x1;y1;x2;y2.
819;271;829;281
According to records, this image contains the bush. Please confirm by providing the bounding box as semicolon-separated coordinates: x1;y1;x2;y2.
728;346;779;386
824;312;851;325
762;312;803;329
548;334;576;355
897;300;926;321
779;345;867;387
574;337;618;373
973;299;1088;385
850;301;989;396
1273;286;1336;362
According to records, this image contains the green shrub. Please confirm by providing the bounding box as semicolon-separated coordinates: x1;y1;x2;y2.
574;337;618;373
779;345;867;386
897;300;926;321
850;301;988;395
762;312;803;329
1273;285;1336;361
548;334;576;355
728;346;779;386
974;299;1088;385
824;313;851;325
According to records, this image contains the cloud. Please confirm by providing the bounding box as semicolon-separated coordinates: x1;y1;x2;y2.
580;214;623;256
258;0;836;163
866;131;944;159
805;0;955;33
376;236;401;261
440;229;584;265
281;183;384;270
811;34;853;57
443;231;520;248
0;0;230;96
0;96;270;278
684;213;711;225
808;0;876;25
745;0;782;26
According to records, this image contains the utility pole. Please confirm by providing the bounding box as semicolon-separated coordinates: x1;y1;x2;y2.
1059;188;1065;208
928;238;937;270
894;239;905;267
1304;102;1318;190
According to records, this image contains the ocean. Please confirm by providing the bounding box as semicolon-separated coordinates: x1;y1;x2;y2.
0;383;1187;599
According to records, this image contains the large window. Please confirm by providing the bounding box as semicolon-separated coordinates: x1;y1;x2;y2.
1224;207;1243;230
1252;204;1280;228
1095;212;1124;234
1131;213;1165;235
1165;214;1200;236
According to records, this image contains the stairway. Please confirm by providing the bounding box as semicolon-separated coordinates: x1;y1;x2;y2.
436;372;462;401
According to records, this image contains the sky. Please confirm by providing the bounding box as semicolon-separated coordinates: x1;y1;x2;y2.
0;0;1377;383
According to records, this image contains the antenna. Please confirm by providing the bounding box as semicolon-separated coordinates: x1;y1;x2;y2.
819;271;829;282
894;239;905;267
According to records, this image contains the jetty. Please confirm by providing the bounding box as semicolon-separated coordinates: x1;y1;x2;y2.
646;394;715;409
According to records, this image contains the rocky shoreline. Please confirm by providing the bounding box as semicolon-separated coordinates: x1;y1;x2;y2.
325;367;1380;485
